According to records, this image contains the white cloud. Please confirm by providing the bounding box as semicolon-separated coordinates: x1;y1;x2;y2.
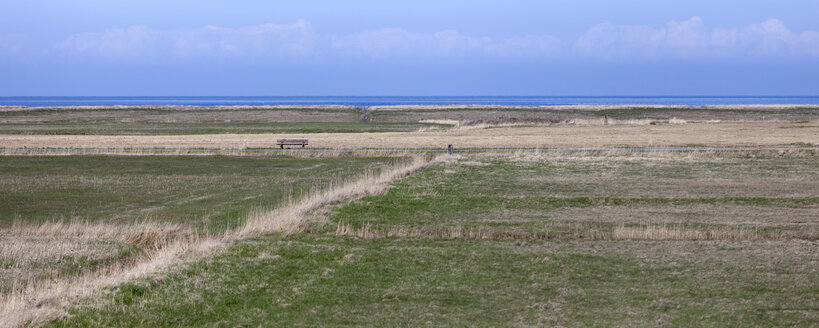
332;28;561;59
330;28;489;58
53;18;819;63
484;35;563;57
56;21;561;62
712;19;819;56
0;33;26;55
575;17;819;59
57;20;319;60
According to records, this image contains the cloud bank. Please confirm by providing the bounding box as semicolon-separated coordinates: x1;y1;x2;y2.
575;17;819;59
38;17;819;63
55;20;561;62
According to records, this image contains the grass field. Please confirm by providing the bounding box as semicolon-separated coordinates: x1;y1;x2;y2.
0;155;403;230
3;122;818;150
48;236;818;327
3;106;818;327
0;122;450;135
3;105;817;137
0;154;406;305
370;105;819;124
327;152;819;240
44;151;819;327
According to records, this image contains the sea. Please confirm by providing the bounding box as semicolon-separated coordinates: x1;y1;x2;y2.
1;96;818;107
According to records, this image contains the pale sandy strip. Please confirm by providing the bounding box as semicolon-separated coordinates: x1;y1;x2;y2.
1;123;817;150
0;155;436;328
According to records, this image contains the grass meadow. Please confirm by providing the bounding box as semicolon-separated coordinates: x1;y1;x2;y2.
43;151;818;327
0;155;403;230
0;122;450;135
2;105;817;326
0;155;406;306
3;105;817;136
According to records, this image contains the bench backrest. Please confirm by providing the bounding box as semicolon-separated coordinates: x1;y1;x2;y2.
276;139;309;144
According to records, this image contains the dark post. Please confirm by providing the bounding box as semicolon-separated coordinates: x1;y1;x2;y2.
447;144;453;155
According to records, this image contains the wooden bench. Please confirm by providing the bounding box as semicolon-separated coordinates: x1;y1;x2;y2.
276;139;309;149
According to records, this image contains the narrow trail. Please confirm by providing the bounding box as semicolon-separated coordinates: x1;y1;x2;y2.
0;155;437;328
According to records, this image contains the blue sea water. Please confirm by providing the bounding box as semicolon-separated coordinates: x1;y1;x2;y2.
1;96;818;107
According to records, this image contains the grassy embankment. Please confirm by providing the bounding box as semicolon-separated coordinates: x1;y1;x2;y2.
50;151;818;327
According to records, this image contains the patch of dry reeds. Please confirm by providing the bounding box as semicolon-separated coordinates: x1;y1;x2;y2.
333;223;817;242
5;220;199;253
333;223;609;241
3;122;816;150
236;155;434;238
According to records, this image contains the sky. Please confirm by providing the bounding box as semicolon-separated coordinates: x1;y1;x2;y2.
1;0;818;96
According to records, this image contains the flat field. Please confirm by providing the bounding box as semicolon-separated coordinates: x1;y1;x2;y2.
50;236;818;327
3;105;818;327
328;152;819;239
0;155;401;229
0;107;447;135
2;122;818;150
3;105;817;137
0;155;403;298
47;151;819;327
369;105;819;123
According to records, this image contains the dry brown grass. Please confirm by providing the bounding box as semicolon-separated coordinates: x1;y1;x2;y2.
334;222;816;242
236;155;435;238
0;237;130;293
0;154;437;328
1;122;816;150
4;220;199;253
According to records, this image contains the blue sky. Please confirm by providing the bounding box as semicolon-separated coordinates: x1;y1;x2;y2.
1;0;818;96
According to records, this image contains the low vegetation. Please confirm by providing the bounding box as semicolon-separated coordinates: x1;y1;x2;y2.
327;152;819;240
0;122;449;135
2;106;817;326
50;236;817;327
44;151;818;327
2;122;818;150
0;154;408;320
3;105;817;137
0;155;403;230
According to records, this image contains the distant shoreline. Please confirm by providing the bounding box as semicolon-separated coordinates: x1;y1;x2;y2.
2;96;819;108
2;104;819;112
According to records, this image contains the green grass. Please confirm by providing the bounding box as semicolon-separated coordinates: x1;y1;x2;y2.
326;155;819;238
0;155;404;231
0;122;451;135
51;235;817;327
36;152;819;326
372;107;819;123
0;106;365;117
